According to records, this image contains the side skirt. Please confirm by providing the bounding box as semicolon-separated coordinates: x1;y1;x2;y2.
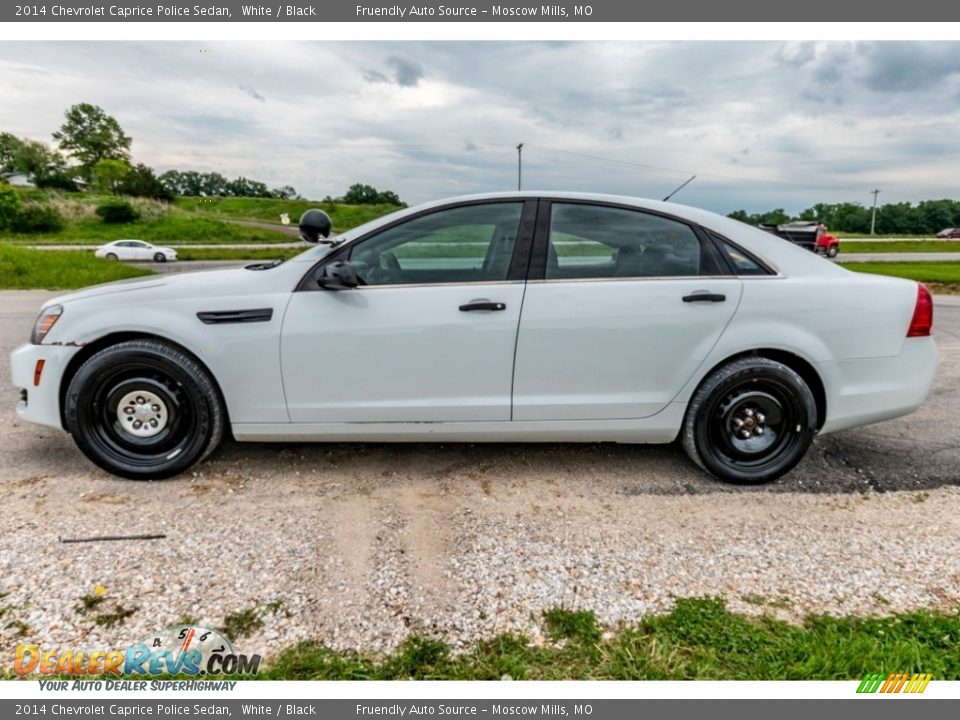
232;402;686;444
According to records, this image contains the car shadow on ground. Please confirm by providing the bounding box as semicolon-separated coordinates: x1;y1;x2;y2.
201;432;960;497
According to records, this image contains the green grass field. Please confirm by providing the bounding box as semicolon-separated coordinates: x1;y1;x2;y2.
845;261;960;284
0;243;153;290
4;598;957;680
175;246;304;261
843;241;960;254
173;196;401;233
1;190;401;246
250;599;960;680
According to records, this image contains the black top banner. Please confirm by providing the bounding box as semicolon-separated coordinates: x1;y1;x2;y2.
5;0;959;22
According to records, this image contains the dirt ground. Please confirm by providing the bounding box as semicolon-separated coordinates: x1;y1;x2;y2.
1;290;958;658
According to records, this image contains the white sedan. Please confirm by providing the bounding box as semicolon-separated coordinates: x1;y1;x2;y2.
94;240;178;263
11;192;937;483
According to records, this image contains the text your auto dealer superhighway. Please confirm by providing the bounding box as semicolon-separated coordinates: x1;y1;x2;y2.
47;4;231;17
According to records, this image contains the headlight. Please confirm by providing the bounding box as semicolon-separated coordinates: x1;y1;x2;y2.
32;305;63;344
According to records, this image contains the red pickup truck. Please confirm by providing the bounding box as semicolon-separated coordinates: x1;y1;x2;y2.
758;221;841;257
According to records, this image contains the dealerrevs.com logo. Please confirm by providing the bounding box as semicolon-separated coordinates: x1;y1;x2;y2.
13;625;261;677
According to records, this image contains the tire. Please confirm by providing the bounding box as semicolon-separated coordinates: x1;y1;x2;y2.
154;252;167;263
105;253;118;261
64;340;225;480
827;246;839;258
681;357;817;484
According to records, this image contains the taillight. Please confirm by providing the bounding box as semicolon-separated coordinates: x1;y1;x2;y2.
907;284;933;337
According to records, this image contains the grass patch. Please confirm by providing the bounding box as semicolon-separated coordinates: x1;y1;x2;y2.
0;243;153;289
2;213;291;246
844;261;960;285
4;598;958;680
843;241;960;253
173;196;400;233
264;598;960;680
175;246;304;262
221;607;265;641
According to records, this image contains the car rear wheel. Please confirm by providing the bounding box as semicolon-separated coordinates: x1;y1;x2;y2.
681;357;817;484
153;252;167;263
64;340;224;480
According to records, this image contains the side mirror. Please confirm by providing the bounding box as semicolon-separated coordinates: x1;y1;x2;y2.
318;261;359;290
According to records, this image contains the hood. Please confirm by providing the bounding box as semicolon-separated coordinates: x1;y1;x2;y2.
42;266;268;309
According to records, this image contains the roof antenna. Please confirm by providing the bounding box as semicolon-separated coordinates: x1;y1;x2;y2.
663;175;696;202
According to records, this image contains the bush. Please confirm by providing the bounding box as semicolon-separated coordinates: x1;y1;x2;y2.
95;199;140;224
13;204;66;233
0;183;21;231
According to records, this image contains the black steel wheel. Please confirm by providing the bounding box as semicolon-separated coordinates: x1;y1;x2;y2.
682;357;817;484
64;340;224;480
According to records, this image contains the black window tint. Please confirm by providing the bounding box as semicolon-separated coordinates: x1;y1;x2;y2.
718;239;771;276
347;203;524;286
546;204;702;280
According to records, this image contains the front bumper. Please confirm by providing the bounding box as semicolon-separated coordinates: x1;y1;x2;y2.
10;342;82;431
818;337;938;434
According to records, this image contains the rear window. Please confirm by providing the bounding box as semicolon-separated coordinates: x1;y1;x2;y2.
715;236;773;276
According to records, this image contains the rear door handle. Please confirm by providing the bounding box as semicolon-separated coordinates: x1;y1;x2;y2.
459;301;506;312
682;292;726;303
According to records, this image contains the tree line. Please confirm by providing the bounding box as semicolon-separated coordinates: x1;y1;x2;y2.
730;199;960;235
1;103;404;206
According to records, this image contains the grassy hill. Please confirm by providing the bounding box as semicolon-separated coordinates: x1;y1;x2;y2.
173;196;400;230
1;189;401;246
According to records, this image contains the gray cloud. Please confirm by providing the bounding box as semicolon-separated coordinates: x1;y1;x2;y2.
362;55;424;87
238;84;265;102
1;41;958;213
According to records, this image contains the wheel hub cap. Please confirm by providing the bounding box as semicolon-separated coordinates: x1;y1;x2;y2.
117;390;168;438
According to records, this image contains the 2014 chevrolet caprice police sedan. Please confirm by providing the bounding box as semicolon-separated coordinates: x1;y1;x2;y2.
10;192;938;483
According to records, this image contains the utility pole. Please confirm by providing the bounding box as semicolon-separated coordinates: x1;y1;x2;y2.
870;189;880;236
516;143;523;191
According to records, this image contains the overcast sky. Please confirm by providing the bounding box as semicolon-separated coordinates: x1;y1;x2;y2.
1;41;958;212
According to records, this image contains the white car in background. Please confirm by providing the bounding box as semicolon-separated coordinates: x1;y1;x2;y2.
95;240;177;263
11;192;937;484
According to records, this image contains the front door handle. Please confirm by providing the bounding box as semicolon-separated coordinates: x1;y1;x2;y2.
459;301;506;312
682;292;726;303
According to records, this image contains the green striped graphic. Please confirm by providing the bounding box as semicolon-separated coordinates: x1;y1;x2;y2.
857;673;885;693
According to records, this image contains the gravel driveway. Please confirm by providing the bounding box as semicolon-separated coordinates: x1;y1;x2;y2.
1;291;958;658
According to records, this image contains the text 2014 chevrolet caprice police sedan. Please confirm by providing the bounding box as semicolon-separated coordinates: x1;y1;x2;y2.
11;193;937;483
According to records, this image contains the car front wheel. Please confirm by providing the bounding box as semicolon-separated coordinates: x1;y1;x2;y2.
154;252;167;263
827;246;839;258
681;357;817;484
105;253;118;261
64;340;224;479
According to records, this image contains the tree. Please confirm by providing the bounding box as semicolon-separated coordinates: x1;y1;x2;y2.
91;159;132;195
0;132;76;190
117;163;174;201
52;103;131;182
341;183;404;205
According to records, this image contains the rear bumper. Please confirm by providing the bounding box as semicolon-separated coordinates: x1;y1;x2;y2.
10;342;81;431
818;337;938;434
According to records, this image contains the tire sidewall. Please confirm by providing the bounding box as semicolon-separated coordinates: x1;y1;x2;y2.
65;342;220;479
686;359;816;484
